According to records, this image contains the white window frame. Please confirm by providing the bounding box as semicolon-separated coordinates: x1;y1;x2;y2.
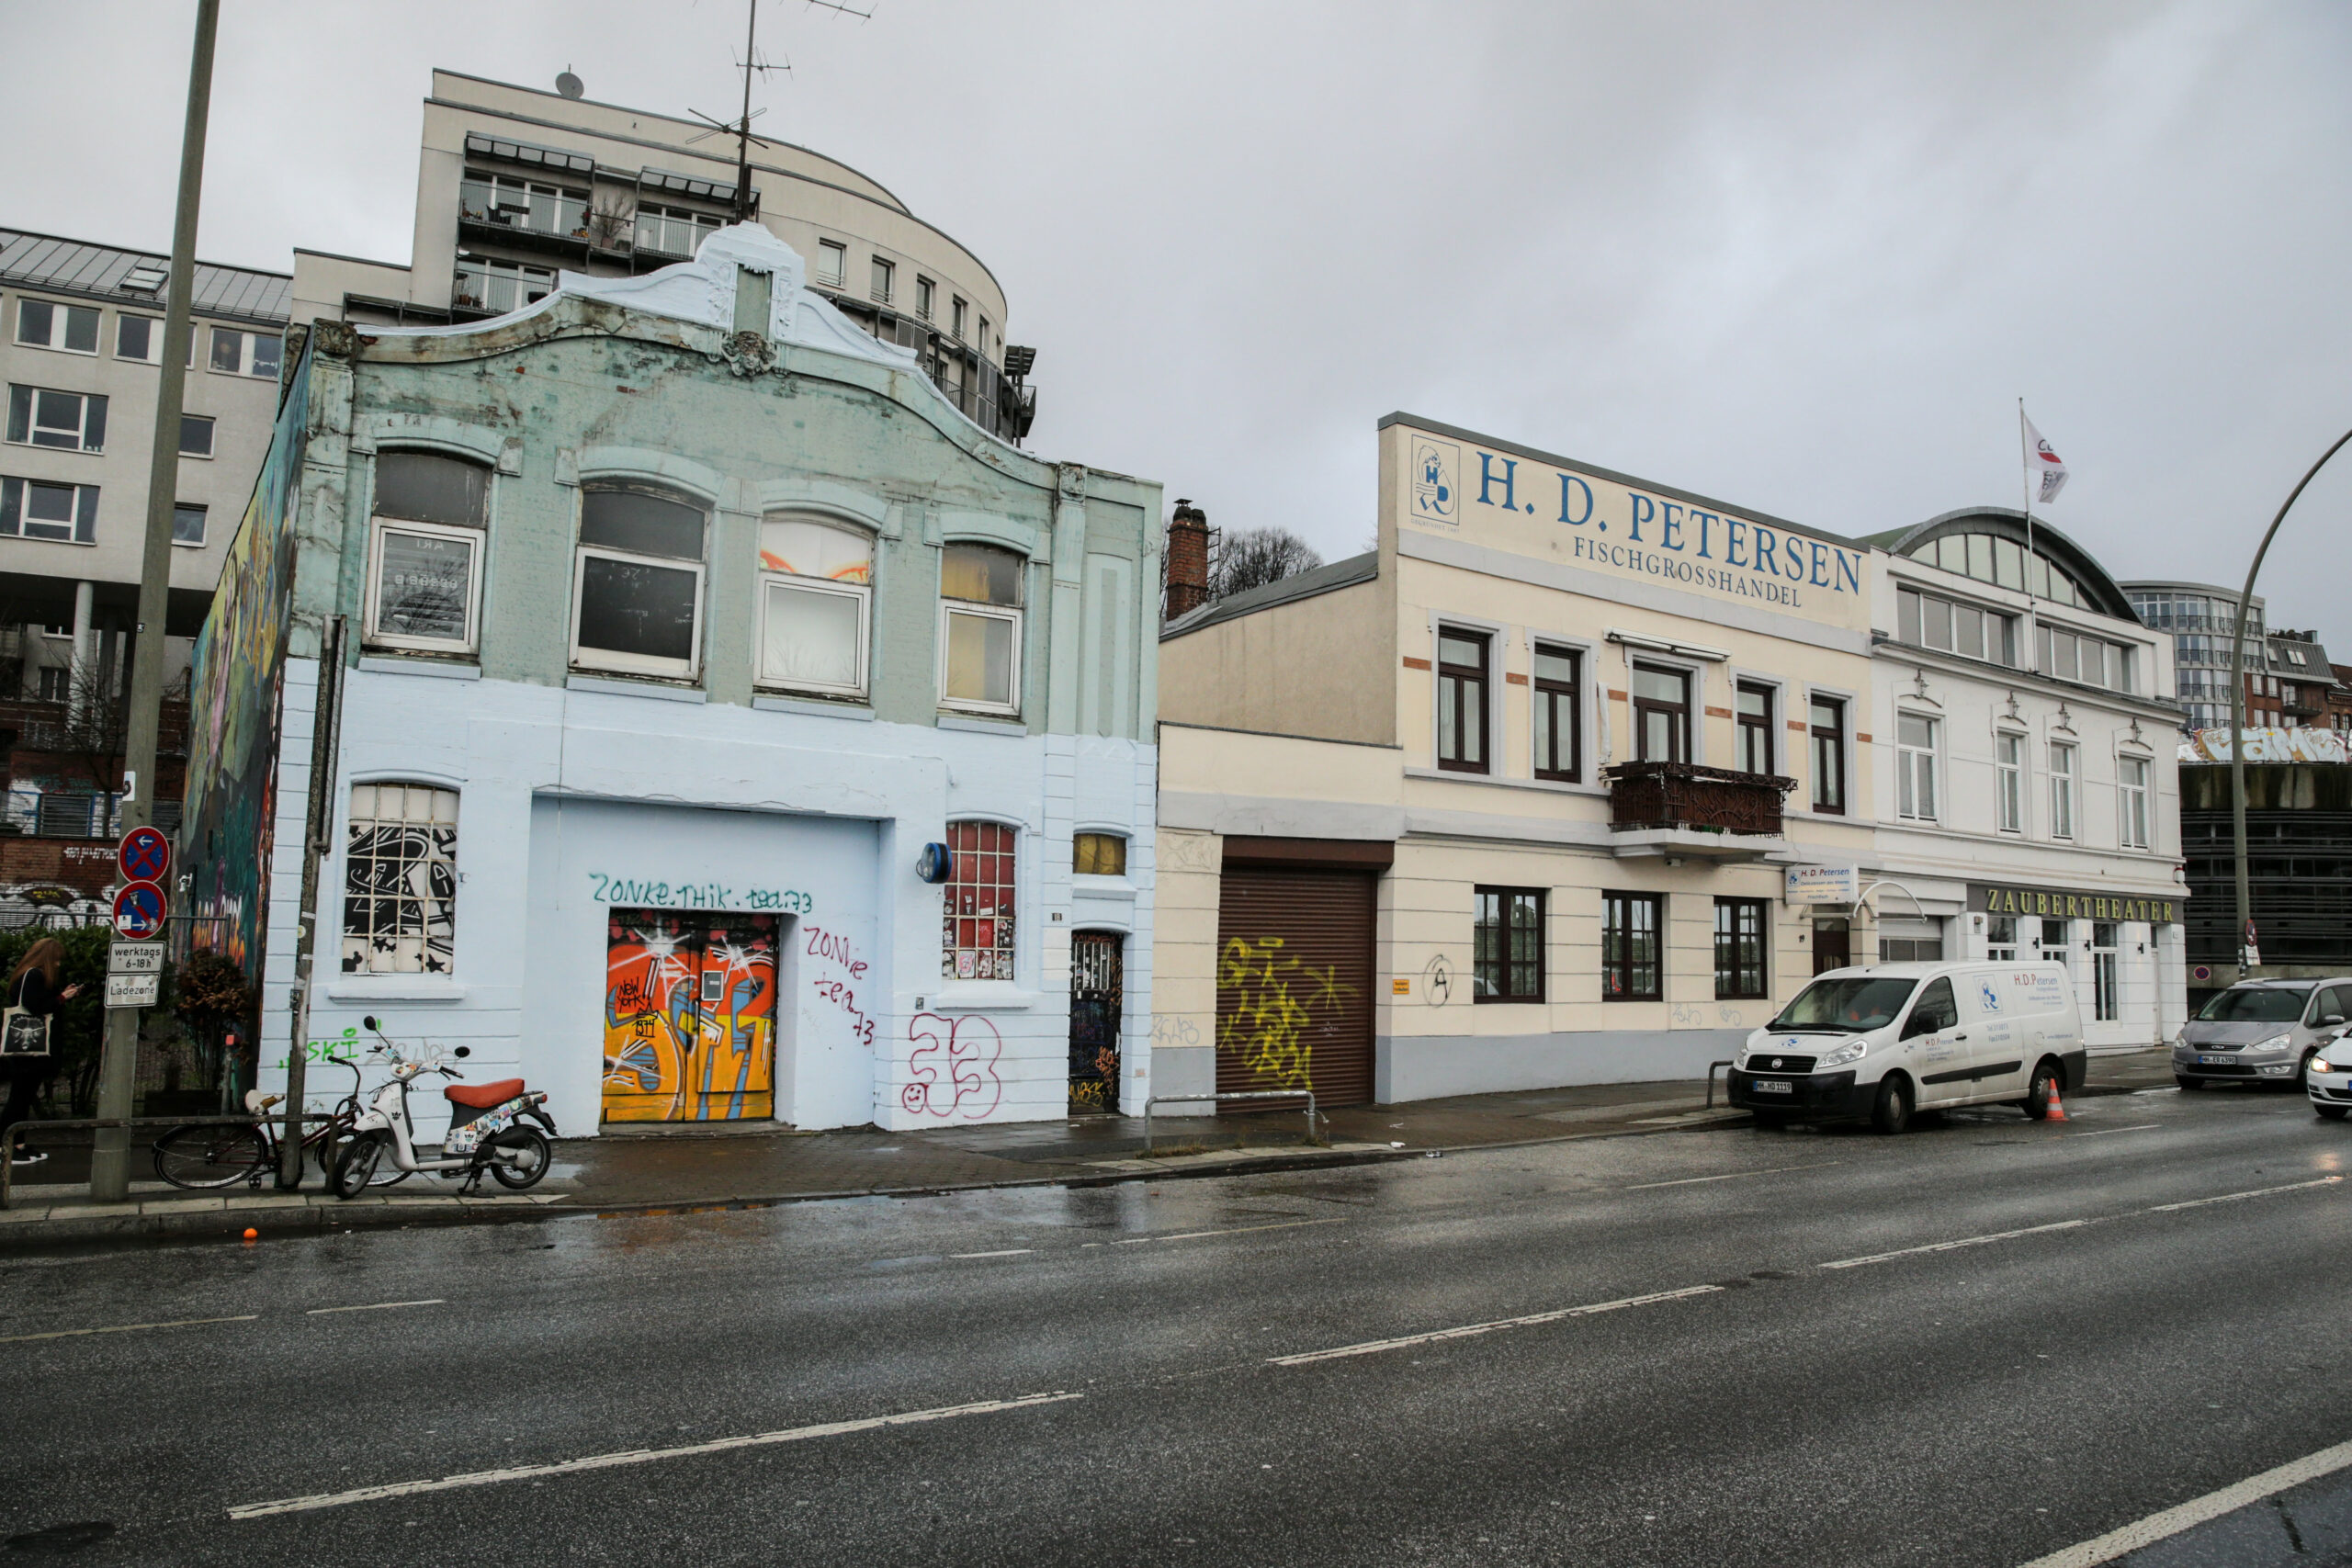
208;326;282;379
0;475;97;544
2050;741;2077;840
365;515;485;655
1995;729;2025;834
14;298;98;355
1895;710;1939;822
870;255;895;304
178;412;214;458
937;599;1023;716
570;543;706;681
6;385;106;453
914;276;935;321
115;314;164;364
172;502;207;548
757;573;870;698
2118;754;2151;850
816;240;847;288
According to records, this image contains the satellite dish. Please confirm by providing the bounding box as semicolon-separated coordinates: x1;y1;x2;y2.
556;69;584;100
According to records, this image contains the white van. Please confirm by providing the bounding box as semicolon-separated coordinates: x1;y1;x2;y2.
1725;962;2086;1134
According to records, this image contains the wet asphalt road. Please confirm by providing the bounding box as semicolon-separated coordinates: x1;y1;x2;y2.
6;1085;2352;1567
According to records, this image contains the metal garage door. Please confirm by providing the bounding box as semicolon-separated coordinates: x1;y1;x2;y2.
1216;866;1377;1109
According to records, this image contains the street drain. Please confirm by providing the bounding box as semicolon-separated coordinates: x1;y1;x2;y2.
6;1521;115;1554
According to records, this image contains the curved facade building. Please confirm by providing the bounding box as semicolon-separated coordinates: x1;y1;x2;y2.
2121;580;2266;733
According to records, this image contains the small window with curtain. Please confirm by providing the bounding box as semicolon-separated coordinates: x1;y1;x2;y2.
757;514;872;697
938;543;1024;714
1809;694;1846;813
572;481;707;679
1072;832;1127;877
1435;627;1488;773
366;451;491;654
1532;642;1580;782
1713;897;1768;999
1602;891;1662;1001
1736;682;1773;774
1474;887;1544;1003
943;820;1017;979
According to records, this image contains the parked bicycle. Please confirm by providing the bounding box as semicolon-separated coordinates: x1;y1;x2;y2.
151;1053;408;1191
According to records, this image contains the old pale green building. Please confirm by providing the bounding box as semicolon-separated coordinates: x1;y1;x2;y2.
184;225;1160;1136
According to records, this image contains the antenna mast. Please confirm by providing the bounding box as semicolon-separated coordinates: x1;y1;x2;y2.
694;0;869;226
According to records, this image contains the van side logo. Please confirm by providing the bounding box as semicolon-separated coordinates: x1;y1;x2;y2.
1978;981;2002;1014
1413;440;1459;525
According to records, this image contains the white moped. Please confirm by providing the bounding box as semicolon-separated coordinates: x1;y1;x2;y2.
330;1017;558;1199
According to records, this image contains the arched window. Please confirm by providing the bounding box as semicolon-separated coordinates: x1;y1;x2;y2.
938;543;1023;715
572;481;707;680
342;783;458;975
1907;531;2094;607
757;514;872;696
364;451;491;653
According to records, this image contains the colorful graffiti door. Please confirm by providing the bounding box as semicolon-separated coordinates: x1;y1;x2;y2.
601;910;779;1122
1069;932;1123;1113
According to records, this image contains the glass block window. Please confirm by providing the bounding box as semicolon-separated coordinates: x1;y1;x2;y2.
943;820;1017;980
342;784;458;975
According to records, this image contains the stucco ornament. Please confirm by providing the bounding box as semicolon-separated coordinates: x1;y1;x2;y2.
720;328;776;378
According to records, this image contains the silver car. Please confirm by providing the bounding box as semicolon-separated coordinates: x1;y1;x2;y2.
2173;978;2352;1090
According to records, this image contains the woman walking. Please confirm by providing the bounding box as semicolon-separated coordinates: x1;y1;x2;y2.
3;938;82;1166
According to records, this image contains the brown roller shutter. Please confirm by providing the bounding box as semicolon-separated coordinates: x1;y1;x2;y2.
1216;867;1377;1109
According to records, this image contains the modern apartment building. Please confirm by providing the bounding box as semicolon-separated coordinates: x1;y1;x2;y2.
289;70;1035;445
2122;580;2267;732
0;228;288;903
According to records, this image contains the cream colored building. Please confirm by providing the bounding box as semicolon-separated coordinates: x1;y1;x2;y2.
1155;413;1882;1106
290;70;1034;443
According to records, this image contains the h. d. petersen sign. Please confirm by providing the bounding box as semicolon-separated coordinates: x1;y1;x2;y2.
1394;418;1865;625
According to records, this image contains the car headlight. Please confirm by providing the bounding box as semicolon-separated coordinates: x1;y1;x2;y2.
1817;1039;1869;1068
2313;1057;2339;1074
2250;1033;2293;1055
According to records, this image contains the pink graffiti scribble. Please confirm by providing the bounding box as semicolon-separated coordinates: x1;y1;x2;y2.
901;1012;1002;1120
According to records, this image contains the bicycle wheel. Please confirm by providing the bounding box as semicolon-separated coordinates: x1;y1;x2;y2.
152;1124;271;1190
322;1133;409;1189
330;1133;387;1200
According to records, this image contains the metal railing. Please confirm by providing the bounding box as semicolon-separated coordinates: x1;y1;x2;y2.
1705;1060;1736;1109
1143;1090;1319;1153
0;1114;262;1210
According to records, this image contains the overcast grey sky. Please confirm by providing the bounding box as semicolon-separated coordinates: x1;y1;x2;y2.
5;2;2347;629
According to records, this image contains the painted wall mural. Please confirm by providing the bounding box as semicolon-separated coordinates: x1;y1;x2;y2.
901;1012;1002;1120
600;909;778;1122
182;344;313;974
1217;936;1351;1091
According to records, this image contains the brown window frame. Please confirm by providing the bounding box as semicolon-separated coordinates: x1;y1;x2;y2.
1601;891;1663;1001
1736;681;1774;775
1436;626;1490;774
1532;642;1581;783
1632;662;1690;764
1809;694;1847;815
1713;897;1769;999
1474;886;1545;1003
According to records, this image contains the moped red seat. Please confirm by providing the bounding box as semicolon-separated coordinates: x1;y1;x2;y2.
445;1078;525;1110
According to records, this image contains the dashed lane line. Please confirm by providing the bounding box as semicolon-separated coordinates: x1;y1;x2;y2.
948;1249;1035;1259
1268;1285;1723;1367
0;1314;258;1344
304;1299;446;1314
1623;1161;1844;1190
2066;1124;2163;1137
226;1391;1082;1519
2015;1433;2352;1567
2150;1174;2342;1212
1112;1218;1347;1247
1816;1220;2090;1270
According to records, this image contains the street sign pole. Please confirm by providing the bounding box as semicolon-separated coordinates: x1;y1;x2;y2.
89;0;218;1203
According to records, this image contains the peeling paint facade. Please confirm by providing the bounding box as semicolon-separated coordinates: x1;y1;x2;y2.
185;227;1159;1137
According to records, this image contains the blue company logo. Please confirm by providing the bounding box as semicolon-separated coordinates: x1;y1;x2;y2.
1979;981;2003;1014
1413;440;1459;524
1782;1037;1802;1049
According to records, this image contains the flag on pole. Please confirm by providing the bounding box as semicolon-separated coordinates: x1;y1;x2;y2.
2022;413;2068;504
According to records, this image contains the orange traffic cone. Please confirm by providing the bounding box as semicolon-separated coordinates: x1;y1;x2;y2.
2044;1082;2069;1122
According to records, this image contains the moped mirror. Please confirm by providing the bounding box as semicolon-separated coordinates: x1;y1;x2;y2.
362;1015;379;1031
453;1046;471;1059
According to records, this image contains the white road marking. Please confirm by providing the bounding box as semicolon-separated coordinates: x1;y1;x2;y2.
2013;1434;2352;1567
948;1249;1034;1259
305;1299;446;1315
0;1314;257;1344
1624;1161;1843;1190
1268;1285;1723;1367
1113;1218;1346;1247
2150;1174;2342;1212
2067;1124;2163;1138
1817;1219;2088;1270
227;1391;1082;1519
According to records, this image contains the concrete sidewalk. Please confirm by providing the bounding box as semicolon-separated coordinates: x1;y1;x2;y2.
0;1047;2183;1248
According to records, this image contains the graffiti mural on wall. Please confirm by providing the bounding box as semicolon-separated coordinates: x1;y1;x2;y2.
901;1012;1002;1120
1217;936;1352;1091
600;910;778;1122
182;345;313;974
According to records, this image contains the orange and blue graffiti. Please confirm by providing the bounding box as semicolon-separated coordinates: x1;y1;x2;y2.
601;910;777;1122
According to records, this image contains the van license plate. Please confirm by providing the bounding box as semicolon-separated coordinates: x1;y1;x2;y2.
2198;1055;2236;1066
1753;1080;1793;1094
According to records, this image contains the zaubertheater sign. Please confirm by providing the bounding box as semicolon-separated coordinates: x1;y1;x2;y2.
1968;881;2182;925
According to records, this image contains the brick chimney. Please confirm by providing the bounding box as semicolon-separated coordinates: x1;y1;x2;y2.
1163;499;1213;622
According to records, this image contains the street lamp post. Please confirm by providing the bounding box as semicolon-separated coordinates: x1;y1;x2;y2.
2226;426;2352;980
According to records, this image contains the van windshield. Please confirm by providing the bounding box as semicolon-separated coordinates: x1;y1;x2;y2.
2196;986;2312;1023
1768;976;1920;1034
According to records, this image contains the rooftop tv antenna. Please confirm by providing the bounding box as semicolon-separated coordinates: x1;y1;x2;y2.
688;0;872;224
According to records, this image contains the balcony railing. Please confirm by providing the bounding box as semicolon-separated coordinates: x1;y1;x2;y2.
1604;761;1794;836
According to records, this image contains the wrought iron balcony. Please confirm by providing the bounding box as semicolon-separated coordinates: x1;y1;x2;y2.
1605;761;1794;837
